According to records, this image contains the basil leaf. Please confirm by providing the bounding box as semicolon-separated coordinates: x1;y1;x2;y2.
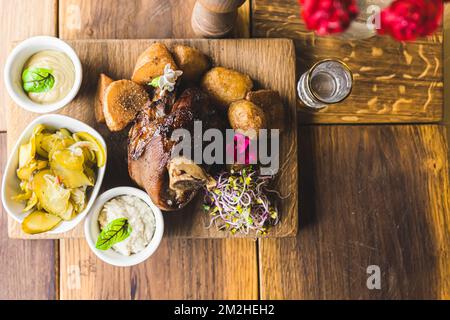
22;67;55;93
148;76;160;88
95;218;132;250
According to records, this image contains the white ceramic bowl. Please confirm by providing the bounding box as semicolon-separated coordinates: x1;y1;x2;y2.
84;187;164;267
1;114;107;234
4;36;82;113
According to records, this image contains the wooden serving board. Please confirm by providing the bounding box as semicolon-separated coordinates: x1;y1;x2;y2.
5;39;298;239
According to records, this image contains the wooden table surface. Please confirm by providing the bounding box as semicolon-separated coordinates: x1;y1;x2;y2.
0;0;449;299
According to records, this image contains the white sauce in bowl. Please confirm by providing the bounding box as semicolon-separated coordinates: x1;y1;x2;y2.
98;195;155;256
23;50;75;104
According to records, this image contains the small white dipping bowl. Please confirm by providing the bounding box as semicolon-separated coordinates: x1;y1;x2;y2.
4;36;82;113
84;187;164;267
1;114;107;234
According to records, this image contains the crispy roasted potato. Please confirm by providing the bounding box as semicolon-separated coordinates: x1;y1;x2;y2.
201;67;253;109
132;42;178;85
94;73;113;123
246;90;285;131
104;80;150;131
228;99;266;139
172;45;210;82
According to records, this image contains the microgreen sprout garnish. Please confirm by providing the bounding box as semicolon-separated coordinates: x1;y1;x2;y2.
203;166;279;236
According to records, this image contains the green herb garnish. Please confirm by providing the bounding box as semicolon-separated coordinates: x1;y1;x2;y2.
148;76;160;88
95;218;132;250
22;67;55;93
203;166;280;236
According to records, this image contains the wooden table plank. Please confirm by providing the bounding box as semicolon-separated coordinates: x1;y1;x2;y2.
0;134;57;299
444;4;450;124
57;0;258;300
0;0;58;132
252;0;443;124
259;125;450;299
59;0;250;39
0;0;58;299
60;238;258;299
4;0;448;301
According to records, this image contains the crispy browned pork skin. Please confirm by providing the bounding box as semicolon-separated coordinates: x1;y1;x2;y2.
128;88;217;211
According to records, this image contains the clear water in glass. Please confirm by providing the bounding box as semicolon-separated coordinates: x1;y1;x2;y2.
297;60;353;109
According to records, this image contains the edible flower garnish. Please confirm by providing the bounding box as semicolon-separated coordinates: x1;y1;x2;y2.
225;133;257;165
203;166;279;236
149;63;183;95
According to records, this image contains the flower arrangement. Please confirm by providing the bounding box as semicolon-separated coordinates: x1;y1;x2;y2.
298;0;446;41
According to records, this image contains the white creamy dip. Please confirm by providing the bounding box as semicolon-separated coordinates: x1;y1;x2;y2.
98;195;155;256
23;50;75;104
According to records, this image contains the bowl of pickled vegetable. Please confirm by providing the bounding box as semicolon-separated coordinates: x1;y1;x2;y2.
1;114;107;234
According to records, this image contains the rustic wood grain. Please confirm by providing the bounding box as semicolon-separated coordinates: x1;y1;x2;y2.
60;238;258;299
59;0;250;39
0;134;57;299
259;125;450;299
7;38;298;239
55;0;258;300
0;0;58;299
443;4;450;125
3;0;447;302
252;0;443;124
0;0;57;131
233;0;250;38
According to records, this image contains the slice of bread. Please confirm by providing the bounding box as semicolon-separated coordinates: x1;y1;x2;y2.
94;73;113;123
103;80;150;131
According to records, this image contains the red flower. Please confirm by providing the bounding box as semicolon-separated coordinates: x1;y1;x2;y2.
299;0;359;35
378;0;444;41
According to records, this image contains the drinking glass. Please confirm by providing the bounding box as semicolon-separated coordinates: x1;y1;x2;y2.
297;59;353;109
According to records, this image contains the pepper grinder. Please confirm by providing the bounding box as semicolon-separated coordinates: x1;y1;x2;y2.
191;0;246;38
